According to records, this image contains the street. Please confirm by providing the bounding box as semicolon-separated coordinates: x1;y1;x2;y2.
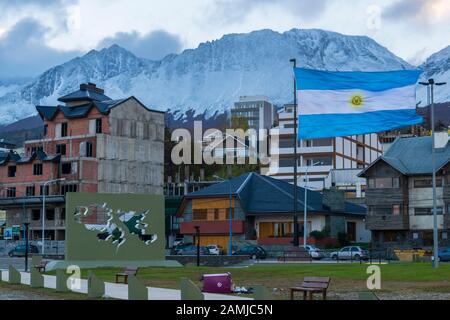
0;257;31;272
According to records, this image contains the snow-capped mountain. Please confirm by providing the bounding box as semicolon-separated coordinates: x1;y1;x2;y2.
0;28;414;125
417;45;450;105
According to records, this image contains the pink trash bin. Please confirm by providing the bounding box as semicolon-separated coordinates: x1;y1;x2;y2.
202;273;233;294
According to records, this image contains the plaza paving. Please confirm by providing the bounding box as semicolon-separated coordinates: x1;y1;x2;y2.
0;269;251;300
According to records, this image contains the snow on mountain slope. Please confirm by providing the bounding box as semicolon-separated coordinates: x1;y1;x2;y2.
417;45;450;106
0;28;413;125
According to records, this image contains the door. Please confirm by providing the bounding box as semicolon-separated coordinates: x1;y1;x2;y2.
339;247;351;259
347;222;356;242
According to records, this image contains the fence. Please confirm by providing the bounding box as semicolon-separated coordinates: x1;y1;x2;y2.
0;240;65;257
264;247;395;264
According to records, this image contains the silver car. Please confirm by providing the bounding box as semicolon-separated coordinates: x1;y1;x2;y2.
305;245;325;260
330;246;368;260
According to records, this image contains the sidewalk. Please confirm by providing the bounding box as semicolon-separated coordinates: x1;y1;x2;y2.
0;270;251;300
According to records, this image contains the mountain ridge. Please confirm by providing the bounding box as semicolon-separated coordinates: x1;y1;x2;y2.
0;28;448;127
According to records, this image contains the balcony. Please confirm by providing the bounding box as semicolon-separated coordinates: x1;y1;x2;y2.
365;214;409;231
180;221;245;235
444;212;450;230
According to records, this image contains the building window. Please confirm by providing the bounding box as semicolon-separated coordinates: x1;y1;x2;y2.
414;179;443;188
40;185;49;196
60;184;78;195
61;162;72;175
447;203;450;214
6;188;16;198
130;122;137;138
56;144;66;155
86;142;93;157
26;186;35;196
96;118;102;134
279;158;296;168
61;122;68;137
305;157;332;166
31;146;43;154
192;209;208;221
392;205;401;215
46;209;55;221
60;208;66;220
414;207;444;216
33;163;43;176
7;166;16;178
44;125;48;136
369;177;400;189
32;210;40;221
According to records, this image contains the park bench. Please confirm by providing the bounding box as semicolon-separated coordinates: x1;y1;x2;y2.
115;266;139;284
34;260;48;273
290;277;330;300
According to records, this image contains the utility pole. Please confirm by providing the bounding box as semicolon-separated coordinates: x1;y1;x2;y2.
290;58;299;247
419;79;447;268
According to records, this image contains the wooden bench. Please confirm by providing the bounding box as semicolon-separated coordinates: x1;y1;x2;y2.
115;266;138;284
290;277;330;300
34;260;48;273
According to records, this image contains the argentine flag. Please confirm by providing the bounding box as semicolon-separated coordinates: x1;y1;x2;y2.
294;68;423;139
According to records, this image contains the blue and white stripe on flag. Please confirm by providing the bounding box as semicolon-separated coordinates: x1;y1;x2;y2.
294;68;423;139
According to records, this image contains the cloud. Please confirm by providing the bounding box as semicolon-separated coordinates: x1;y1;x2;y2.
0;0;77;10
0;18;81;78
383;0;450;25
209;0;329;25
97;30;183;60
0;0;79;31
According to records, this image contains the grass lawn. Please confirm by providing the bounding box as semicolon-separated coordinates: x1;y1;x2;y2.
51;262;450;300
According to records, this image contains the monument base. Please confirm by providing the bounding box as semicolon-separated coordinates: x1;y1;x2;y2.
47;259;182;271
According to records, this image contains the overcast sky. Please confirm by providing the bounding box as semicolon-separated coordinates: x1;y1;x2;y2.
0;0;449;78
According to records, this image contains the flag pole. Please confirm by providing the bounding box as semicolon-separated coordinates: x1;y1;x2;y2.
290;58;299;247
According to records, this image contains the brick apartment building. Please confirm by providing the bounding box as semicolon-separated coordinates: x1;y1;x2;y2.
0;83;164;241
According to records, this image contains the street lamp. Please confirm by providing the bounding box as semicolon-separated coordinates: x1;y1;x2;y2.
303;161;323;247
41;178;65;255
213;175;233;256
419;79;447;269
194;226;200;267
290;58;300;247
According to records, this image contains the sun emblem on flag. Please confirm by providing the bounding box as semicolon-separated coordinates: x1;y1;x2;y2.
349;93;364;109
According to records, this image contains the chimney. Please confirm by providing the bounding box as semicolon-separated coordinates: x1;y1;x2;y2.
435;131;449;149
322;187;346;213
80;83;105;95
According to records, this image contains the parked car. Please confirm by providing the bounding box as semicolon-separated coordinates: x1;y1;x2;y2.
305;245;325;260
206;244;223;255
330;246;368;260
170;242;193;255
172;238;184;247
8;244;39;257
438;248;450;262
175;245;210;256
233;245;267;260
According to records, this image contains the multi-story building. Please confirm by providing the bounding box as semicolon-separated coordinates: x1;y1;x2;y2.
324;169;367;205
231;96;276;130
359;132;450;246
264;104;382;190
0;83;164;241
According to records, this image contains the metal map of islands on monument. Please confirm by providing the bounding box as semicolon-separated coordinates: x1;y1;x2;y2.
74;203;157;250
